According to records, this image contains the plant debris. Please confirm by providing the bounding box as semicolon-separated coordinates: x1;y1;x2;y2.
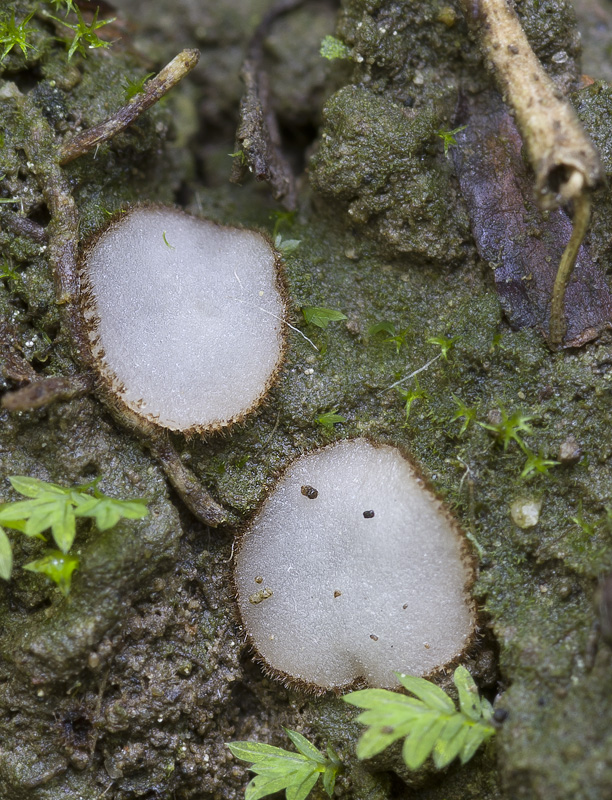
453;91;612;348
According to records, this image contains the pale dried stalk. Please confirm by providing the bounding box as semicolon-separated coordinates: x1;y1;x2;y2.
468;0;602;208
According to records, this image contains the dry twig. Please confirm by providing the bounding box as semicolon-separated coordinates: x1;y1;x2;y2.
59;49;200;165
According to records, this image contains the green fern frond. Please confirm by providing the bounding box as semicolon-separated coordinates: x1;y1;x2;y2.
344;666;495;771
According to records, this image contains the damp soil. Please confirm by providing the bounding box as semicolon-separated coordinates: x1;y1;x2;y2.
2;1;612;799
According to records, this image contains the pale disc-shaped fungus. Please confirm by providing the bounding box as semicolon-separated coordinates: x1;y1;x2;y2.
234;439;476;690
81;206;287;433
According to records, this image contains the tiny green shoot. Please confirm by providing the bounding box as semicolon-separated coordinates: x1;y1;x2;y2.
478;408;533;451
344;666;496;771
427;334;459;361
51;7;115;60
436;125;467;158
229;150;248;166
320;35;352;61
368;320;396;338
162;231;175;249
0;11;36;61
45;0;77;14
317;410;347;428
301;307;347;329
385;328;410;354
520;447;559;480
0;259;20;282
271;210;297;239
23;550;79;597
123;71;155;101
397;379;428;421
227;728;341;800
451;396;478;435
571;503;596;537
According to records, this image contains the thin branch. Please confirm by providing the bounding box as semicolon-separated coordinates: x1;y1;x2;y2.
462;0;604;348
230;0;304;208
150;435;232;528
0;210;48;243
59;48;200;165
2;374;93;411
14;85;229;528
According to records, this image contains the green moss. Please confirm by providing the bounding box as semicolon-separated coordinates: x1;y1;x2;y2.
309;84;469;264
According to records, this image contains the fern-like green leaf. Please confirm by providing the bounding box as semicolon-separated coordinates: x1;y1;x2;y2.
344;667;496;772
228;729;341;800
0;476;149;594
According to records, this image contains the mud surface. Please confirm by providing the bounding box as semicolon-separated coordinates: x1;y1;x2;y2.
1;1;612;799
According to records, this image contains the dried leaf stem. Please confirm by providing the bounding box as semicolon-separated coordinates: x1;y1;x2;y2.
549;193;592;346
59;49;200;165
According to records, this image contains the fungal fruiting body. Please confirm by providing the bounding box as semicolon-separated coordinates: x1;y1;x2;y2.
81;206;286;433
234;439;476;690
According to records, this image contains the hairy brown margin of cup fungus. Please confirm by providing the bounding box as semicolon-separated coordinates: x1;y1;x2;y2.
233;438;478;693
79;204;289;438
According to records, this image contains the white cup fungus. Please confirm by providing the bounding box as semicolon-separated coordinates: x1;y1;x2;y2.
234;439;476;690
80;205;287;434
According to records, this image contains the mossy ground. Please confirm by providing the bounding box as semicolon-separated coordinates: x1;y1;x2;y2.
1;0;612;798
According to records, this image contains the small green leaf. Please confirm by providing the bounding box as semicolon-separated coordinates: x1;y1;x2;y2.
23;550;79;596
228;741;298;763
285;768;319;800
316;411;347;428
302;306;347;329
460;723;494;764
0;526;13;580
402;715;447;770
274;234;301;255
368;320;396;337
9;475;65;498
245;773;293;800
0;496;77;551
453;665;481;721
395;672;455;713
322;749;340;796
283;729;327;765
73;494;148;531
432;716;469;769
